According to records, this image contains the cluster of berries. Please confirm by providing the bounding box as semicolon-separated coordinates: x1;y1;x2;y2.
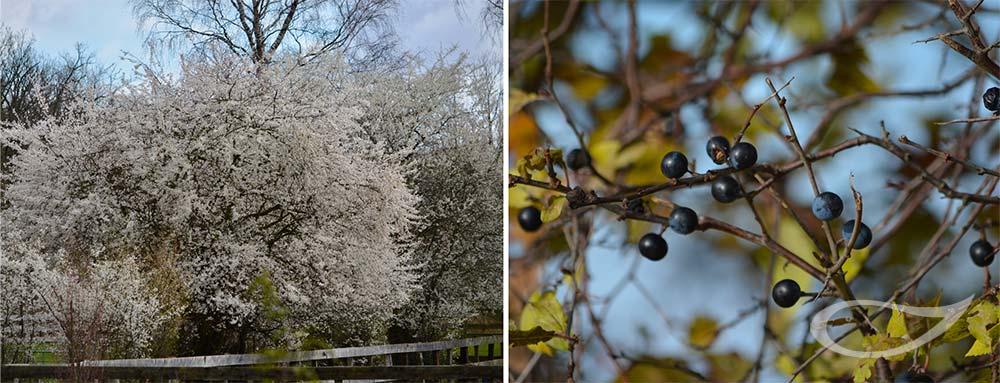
633;136;759;261
769;86;1000;311
770;190;872;308
516;86;998;312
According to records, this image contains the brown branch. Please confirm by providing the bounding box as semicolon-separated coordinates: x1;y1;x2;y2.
803;70;976;150
934;115;1000;125
510;0;580;68
734;77;794;144
766;78;840;265
899;135;1000;177
934;0;1000;81
854;126;1000;204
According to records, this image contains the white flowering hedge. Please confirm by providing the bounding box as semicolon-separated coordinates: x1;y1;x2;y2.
1;55;430;356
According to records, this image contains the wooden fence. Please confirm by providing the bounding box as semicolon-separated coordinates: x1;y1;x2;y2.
0;335;502;381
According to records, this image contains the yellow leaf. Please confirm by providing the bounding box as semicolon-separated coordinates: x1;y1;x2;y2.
852;358;875;383
509;88;539;116
689;316;718;350
842;246;870;281
572;75;607;101
562;255;585;288
968;301;997;350
588;139;620;172
772;219;822;316
707;353;753;382
508;185;536;209
966;339;992;357
825;38;880;96
775;354;797;378
626;219;651;244
616;357;701;383
541;196;567;223
519;290;568;355
888;304;908;339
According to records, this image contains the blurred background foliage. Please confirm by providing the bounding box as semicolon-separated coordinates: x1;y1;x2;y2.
508;1;999;382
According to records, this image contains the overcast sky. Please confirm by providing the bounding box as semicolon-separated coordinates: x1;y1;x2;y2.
0;0;500;64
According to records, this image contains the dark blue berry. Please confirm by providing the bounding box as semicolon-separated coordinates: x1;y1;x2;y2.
566;148;591;171
518;207;542;232
842;220;872;249
896;371;934;383
729;142;757;169
812;192;844;221
660;151;688;179
772;279;801;308
668;207;698;235
706;136;730;165
711;175;742;203
970;239;996;267
984;87;999;112
638;233;668;261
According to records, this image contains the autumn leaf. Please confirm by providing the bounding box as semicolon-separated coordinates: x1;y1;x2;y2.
887;304;908;339
520;290;569;355
689;316;719;350
541;196;567;223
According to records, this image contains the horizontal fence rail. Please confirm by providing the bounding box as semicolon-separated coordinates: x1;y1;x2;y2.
0;365;502;381
78;335;501;367
2;336;502;381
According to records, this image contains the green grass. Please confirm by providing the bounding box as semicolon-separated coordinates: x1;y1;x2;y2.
4;343;64;364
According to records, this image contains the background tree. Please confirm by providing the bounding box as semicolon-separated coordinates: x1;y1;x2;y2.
0;28;114;126
350;54;504;340
508;1;998;382
131;0;398;65
0;28;116;178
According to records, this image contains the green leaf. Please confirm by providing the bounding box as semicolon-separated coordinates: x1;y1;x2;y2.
967;301;997;350
966;303;1000;357
541;196;567;223
966;338;992;357
519;290;568;355
515;158;530;179
510;326;558;347
888;304;908;339
689;317;719;350
935;294;995;346
863;334;907;362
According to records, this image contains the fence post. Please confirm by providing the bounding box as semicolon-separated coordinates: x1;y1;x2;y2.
459;347;468;364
